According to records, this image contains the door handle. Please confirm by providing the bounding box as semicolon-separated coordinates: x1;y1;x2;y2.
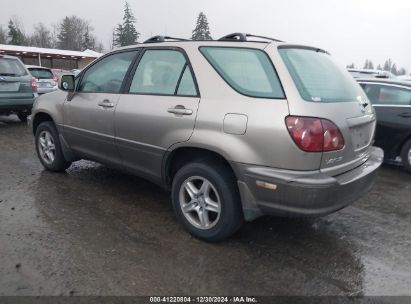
167;106;193;116
98;99;115;108
398;112;411;118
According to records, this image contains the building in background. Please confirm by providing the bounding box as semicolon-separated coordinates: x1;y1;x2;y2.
0;44;102;70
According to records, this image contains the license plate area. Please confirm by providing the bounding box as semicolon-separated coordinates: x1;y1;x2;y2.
0;82;19;92
350;123;373;151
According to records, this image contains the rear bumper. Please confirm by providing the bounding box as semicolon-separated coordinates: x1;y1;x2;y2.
232;146;384;221
37;87;58;94
0;97;36;111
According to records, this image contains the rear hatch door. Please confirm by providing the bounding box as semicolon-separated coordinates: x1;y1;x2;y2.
0;58;33;100
276;46;376;175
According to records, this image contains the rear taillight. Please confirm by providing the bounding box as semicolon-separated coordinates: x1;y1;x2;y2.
31;77;38;92
53;75;59;82
285;116;344;152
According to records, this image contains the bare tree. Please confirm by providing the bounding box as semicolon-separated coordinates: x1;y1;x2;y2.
29;23;53;48
57;16;95;51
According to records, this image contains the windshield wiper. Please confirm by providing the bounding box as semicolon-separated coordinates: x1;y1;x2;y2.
0;73;19;77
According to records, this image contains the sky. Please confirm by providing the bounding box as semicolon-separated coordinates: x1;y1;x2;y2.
1;0;410;71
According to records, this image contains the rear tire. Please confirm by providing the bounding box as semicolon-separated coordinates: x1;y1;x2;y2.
17;111;29;122
35;121;71;172
171;160;243;242
401;139;411;173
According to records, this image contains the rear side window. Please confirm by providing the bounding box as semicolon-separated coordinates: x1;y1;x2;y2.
200;47;284;99
129;49;197;96
362;84;411;105
78;51;138;93
279;48;366;103
0;58;27;76
28;68;54;79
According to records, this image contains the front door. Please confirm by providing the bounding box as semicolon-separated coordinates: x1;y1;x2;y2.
63;50;138;166
115;48;200;182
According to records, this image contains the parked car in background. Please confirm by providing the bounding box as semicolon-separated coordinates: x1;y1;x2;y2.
51;68;73;82
26;65;58;95
29;33;383;241
358;79;411;172
71;69;82;77
397;74;411;82
0;54;37;122
348;68;395;79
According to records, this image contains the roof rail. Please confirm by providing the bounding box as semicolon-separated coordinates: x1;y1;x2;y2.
144;35;190;43
218;33;284;43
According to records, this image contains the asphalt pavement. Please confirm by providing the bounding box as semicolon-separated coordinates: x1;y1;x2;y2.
0;114;410;296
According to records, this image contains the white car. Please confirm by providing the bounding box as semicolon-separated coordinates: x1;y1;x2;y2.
398;74;411;82
26;65;58;94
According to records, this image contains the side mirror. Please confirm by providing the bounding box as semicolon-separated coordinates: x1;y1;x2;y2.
58;74;75;92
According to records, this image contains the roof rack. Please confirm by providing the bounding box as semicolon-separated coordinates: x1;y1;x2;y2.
144;35;190;43
218;33;283;43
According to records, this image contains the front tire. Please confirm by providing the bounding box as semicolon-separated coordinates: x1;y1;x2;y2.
171;161;243;242
401;139;411;173
35;121;71;172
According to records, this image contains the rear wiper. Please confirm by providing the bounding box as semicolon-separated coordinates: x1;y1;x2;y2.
0;73;18;76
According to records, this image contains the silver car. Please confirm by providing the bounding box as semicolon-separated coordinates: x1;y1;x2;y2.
26;65;58;94
29;33;383;241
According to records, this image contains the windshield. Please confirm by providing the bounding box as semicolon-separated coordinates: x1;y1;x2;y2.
29;68;54;79
279;48;366;103
0;58;28;77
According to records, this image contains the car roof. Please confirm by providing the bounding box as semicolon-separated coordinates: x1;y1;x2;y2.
25;65;52;70
0;54;19;60
356;78;411;88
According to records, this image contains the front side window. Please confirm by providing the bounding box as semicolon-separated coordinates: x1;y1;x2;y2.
362;84;411;105
200;47;284;99
78;51;138;93
279;48;367;103
129;50;197;96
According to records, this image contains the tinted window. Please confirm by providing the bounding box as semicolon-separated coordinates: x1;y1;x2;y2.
177;66;197;96
279;48;366;103
200;47;284;99
78;51;137;93
129;50;196;96
28;68;54;79
363;84;411;105
0;58;27;76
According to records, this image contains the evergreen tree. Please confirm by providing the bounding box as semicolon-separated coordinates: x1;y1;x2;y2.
114;2;139;47
368;60;374;69
192;12;212;40
0;25;7;44
363;59;369;69
8;19;26;45
398;67;407;76
346;63;355;69
376;64;382;70
391;64;398;76
82;25;95;50
383;59;392;72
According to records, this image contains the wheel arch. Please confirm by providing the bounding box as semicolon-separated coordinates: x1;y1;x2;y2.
32;111;55;135
162;146;239;189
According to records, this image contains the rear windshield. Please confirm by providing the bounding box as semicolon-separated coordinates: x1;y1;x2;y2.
279;48;366;103
29;68;54;79
0;58;27;77
200;47;285;99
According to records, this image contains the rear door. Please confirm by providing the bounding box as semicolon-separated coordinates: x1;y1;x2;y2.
115;48;200;182
275;46;376;175
360;82;411;158
0;57;33;105
63;50;138;166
